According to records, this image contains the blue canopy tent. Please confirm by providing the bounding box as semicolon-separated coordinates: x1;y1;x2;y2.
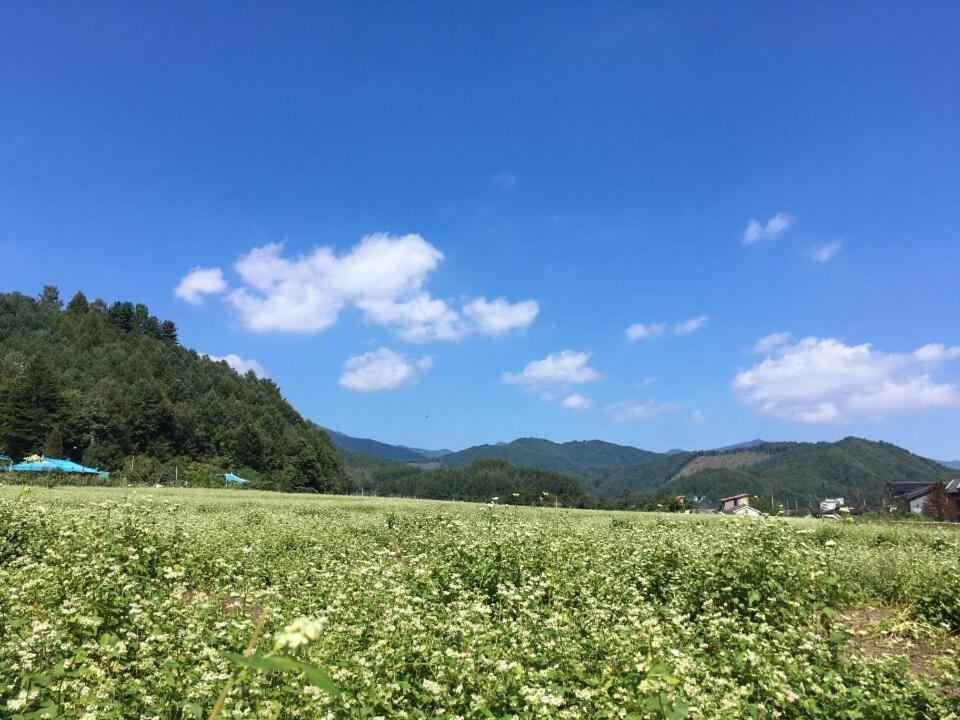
224;472;248;485
5;457;108;477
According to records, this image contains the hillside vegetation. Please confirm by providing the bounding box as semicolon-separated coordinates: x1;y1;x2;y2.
440;437;658;473
434;435;957;504
0;288;347;492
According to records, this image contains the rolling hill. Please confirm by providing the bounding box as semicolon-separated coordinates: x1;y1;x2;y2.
433;434;957;504
324;429;450;462
439;437;658;474
0;288;347;492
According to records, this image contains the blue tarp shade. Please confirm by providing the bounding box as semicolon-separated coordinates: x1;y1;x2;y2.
224;473;248;485
7;457;102;474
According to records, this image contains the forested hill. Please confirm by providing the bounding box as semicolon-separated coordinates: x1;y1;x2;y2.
439;437;658;473
0;288;347;492
434;434;957;504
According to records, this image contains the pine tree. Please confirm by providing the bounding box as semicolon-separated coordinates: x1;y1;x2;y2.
0;355;62;460
38;285;62;308
65;292;89;315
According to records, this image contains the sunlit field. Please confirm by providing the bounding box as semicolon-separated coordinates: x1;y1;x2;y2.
2;486;958;719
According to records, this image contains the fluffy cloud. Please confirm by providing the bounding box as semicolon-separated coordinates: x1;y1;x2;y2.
206;353;268;378
463;297;539;336
356;294;465;342
174;267;227;304
503;351;601;389
690;410;707;424
626;316;707;340
753;332;792;353
177;233;537;341
228;234;441;333
626;322;666;341
812;239;843;263
338;348;432;393
606;399;681;422
733;336;960;423
673;315;708;335
743;212;792;245
562;393;593;410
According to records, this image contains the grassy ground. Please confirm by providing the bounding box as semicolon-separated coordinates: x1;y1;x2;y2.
1;485;958;719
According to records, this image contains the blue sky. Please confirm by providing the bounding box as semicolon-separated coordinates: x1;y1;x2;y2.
2;2;959;457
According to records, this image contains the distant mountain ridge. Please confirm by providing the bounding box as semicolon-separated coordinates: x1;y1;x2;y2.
439;437;658;473
939;460;960;470
325;429;450;463
329;426;956;506
433;435;955;503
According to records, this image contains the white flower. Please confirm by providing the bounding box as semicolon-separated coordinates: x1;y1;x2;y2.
273;616;329;650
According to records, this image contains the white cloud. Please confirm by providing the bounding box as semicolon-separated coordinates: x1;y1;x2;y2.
503;351;601;389
206;353;268;378
812;239;843;263
606;399;681;423
690;410;707;424
229;234;441;333
742;212;792;245
357;294;465;342
174;267;227;305
734;336;960;423
176;233;537;341
626;322;666;341
636;376;656;388
627;316;707;340
915;343;960;362
753;332;792;353
673;315;708;335
562;393;593;410
491;171;519;191
338;348;432;393
463;297;539;336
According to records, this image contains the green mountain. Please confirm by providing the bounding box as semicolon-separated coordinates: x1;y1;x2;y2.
0;288;347;492
325;429;434;462
440;437;658;473
587;438;955;502
437;435;956;505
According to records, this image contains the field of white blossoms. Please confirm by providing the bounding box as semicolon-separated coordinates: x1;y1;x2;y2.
1;486;958;719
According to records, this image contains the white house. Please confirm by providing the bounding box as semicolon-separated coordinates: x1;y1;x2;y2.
820;497;844;513
729;504;762;517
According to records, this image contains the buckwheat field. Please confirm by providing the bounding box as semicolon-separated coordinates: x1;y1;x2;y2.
1;486;958;719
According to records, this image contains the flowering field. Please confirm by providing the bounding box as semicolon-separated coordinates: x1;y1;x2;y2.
1;487;958;719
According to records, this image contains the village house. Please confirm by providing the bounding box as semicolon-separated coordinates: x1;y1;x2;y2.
718;493;762;517
887;480;960;520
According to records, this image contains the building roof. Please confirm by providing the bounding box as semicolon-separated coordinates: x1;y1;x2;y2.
887;482;933;499
904;480;960;500
718;493;749;502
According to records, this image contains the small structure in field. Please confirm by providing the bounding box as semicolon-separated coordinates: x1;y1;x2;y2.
1;455;108;477
820;497;845;513
719;493;761;516
224;472;249;486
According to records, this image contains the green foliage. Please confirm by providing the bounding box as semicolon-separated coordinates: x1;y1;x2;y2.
1;486;957;718
0;289;347;493
440;437;659;473
439;436;957;506
360;459;586;506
